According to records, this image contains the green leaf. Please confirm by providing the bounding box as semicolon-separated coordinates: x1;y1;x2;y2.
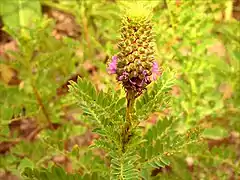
115;97;126;110
110;152;140;180
92;128;106;136
69;78;125;126
136;69;175;121
0;0;42;29
233;50;240;61
71;145;80;157
160;156;170;166
22;166;83;180
18;158;34;173
202;126;228;140
149;159;165;168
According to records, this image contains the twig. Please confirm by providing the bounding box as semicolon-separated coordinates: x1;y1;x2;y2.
121;90;136;153
165;0;176;31
32;84;54;130
225;0;233;22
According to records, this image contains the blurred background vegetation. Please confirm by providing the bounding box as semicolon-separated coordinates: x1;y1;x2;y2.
0;0;239;179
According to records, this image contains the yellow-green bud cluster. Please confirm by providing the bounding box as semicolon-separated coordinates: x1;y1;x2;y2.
117;15;155;76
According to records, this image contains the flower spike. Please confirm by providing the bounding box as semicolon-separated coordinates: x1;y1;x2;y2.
107;2;161;96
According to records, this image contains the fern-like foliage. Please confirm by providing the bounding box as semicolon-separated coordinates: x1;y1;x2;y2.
139;117;202;179
22;166;106;180
110;152;140;180
68;69;176;180
136;69;175;121
69;78;126;127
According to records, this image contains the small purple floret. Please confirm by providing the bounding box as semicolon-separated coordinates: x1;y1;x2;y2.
118;72;129;81
107;56;118;74
152;61;160;80
142;70;147;76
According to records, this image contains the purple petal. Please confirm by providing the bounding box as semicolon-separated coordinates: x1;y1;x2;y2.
152;61;158;73
142;70;147;76
152;61;161;80
139;80;144;87
118;75;124;81
107;56;118;74
129;79;137;85
118;71;129;81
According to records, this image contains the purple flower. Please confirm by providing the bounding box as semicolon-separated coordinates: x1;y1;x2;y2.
107;54;161;96
138;70;150;87
118;72;129;81
152;61;161;80
107;56;117;74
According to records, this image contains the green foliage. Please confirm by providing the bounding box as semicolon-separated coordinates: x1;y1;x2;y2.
0;0;239;180
22;166;92;180
153;0;233;126
0;3;85;178
69;78;126;126
0;16;78;122
41;0;121;58
136;69;175;121
110;152;140;180
139;117;202;179
0;0;42;29
68;73;176;179
185;143;240;179
202;126;229;140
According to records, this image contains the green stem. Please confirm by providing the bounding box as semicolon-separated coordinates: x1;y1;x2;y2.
224;0;232;22
32;82;54;130
121;90;136;153
27;52;54;130
126;91;135;124
165;0;176;31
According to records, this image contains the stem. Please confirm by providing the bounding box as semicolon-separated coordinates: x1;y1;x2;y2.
77;1;92;60
82;10;91;53
224;0;232;22
32;83;54;130
121;90;136;153
165;0;176;31
25;51;54;130
126;91;135;124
